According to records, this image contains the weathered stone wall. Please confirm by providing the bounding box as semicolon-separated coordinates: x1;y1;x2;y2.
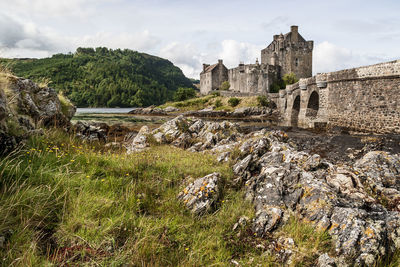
273;60;400;134
200;61;228;95
325;60;400;133
228;63;278;95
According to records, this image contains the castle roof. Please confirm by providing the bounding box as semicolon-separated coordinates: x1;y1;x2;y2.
201;63;218;74
283;31;306;43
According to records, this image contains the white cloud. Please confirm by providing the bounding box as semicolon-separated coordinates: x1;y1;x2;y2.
159;42;203;78
218;40;262;68
1;0;119;18
313;41;390;74
0;13;57;57
74;30;160;52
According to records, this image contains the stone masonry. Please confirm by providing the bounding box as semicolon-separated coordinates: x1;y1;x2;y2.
271;60;400;134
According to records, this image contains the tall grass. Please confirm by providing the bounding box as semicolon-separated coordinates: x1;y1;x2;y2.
0;129;264;266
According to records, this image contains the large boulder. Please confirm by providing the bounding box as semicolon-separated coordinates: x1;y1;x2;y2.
0;73;75;153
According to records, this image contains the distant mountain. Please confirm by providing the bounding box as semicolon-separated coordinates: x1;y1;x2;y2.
0;47;194;107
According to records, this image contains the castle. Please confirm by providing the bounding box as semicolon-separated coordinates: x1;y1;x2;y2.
199;26;400;134
200;26;313;95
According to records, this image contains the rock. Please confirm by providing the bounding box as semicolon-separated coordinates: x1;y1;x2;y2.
0;73;75;153
178;172;220;215
125;126;150;153
164;106;179;112
73;121;108;142
317;253;336;267
128;106;166;115
217;151;231;162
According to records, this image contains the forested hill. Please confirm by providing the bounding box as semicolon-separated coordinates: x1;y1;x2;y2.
0;47;194;107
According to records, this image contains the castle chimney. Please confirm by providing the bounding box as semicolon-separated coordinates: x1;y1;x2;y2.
218;59;223;65
203;64;209;71
273;35;279;41
291;25;298;43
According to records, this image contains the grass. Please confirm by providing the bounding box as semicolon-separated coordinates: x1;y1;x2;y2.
159;95;260;112
57;92;74;118
0;128;269;266
277;216;334;266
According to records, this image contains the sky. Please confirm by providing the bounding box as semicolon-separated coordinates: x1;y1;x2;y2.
0;0;399;78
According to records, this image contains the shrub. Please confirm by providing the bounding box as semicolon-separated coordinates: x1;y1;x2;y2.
282;72;299;85
173;87;196;101
228;97;240;107
256;96;269;107
214;99;222;108
220;81;230;91
211;91;220;97
269;79;286;93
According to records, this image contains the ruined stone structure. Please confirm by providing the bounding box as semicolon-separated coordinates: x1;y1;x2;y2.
269;60;400;134
200;25;313;95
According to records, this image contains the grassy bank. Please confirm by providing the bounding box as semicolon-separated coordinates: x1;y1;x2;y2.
159;94;263;112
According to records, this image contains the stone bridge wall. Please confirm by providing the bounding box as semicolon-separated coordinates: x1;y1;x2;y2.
271;60;400;134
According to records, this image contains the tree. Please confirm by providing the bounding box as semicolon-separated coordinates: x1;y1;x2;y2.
173;87;196;101
282;72;299;85
228;97;240;107
220;81;230;91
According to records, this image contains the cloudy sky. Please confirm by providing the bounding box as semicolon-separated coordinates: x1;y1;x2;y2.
0;0;399;78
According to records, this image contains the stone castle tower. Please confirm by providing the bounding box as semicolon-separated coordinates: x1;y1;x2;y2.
261;25;313;79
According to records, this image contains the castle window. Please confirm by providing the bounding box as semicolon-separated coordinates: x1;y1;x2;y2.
295;58;299;67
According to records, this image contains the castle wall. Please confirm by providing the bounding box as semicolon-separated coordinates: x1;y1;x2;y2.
200;72;212;95
325;60;400;133
274;60;400;134
228;64;278;95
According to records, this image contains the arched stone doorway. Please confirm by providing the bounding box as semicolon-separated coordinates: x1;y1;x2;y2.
306;91;319;118
291;95;300;127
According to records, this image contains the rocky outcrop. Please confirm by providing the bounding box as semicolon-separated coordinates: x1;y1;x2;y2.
125;115;400;265
128;106;166;115
0;73;75;153
72;121;132;144
183;106;277;119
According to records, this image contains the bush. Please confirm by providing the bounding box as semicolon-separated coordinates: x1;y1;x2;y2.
220;81;230;91
282;72;299;85
256;96;269;107
228;97;240;107
214;99;222;108
173;87;196;101
211;91;220;97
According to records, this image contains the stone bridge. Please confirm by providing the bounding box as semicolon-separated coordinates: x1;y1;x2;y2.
268;60;400;134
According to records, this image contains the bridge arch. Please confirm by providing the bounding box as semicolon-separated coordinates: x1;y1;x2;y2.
291;95;301;127
306;91;319;118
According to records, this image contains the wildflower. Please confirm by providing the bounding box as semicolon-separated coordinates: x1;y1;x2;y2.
101;179;105;182
185;248;189;251
86;175;90;178
26;151;30;154
126;173;129;176
70;159;75;162
28;160;31;163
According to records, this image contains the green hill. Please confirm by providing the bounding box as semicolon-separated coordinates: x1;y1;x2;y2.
0;47;194;107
